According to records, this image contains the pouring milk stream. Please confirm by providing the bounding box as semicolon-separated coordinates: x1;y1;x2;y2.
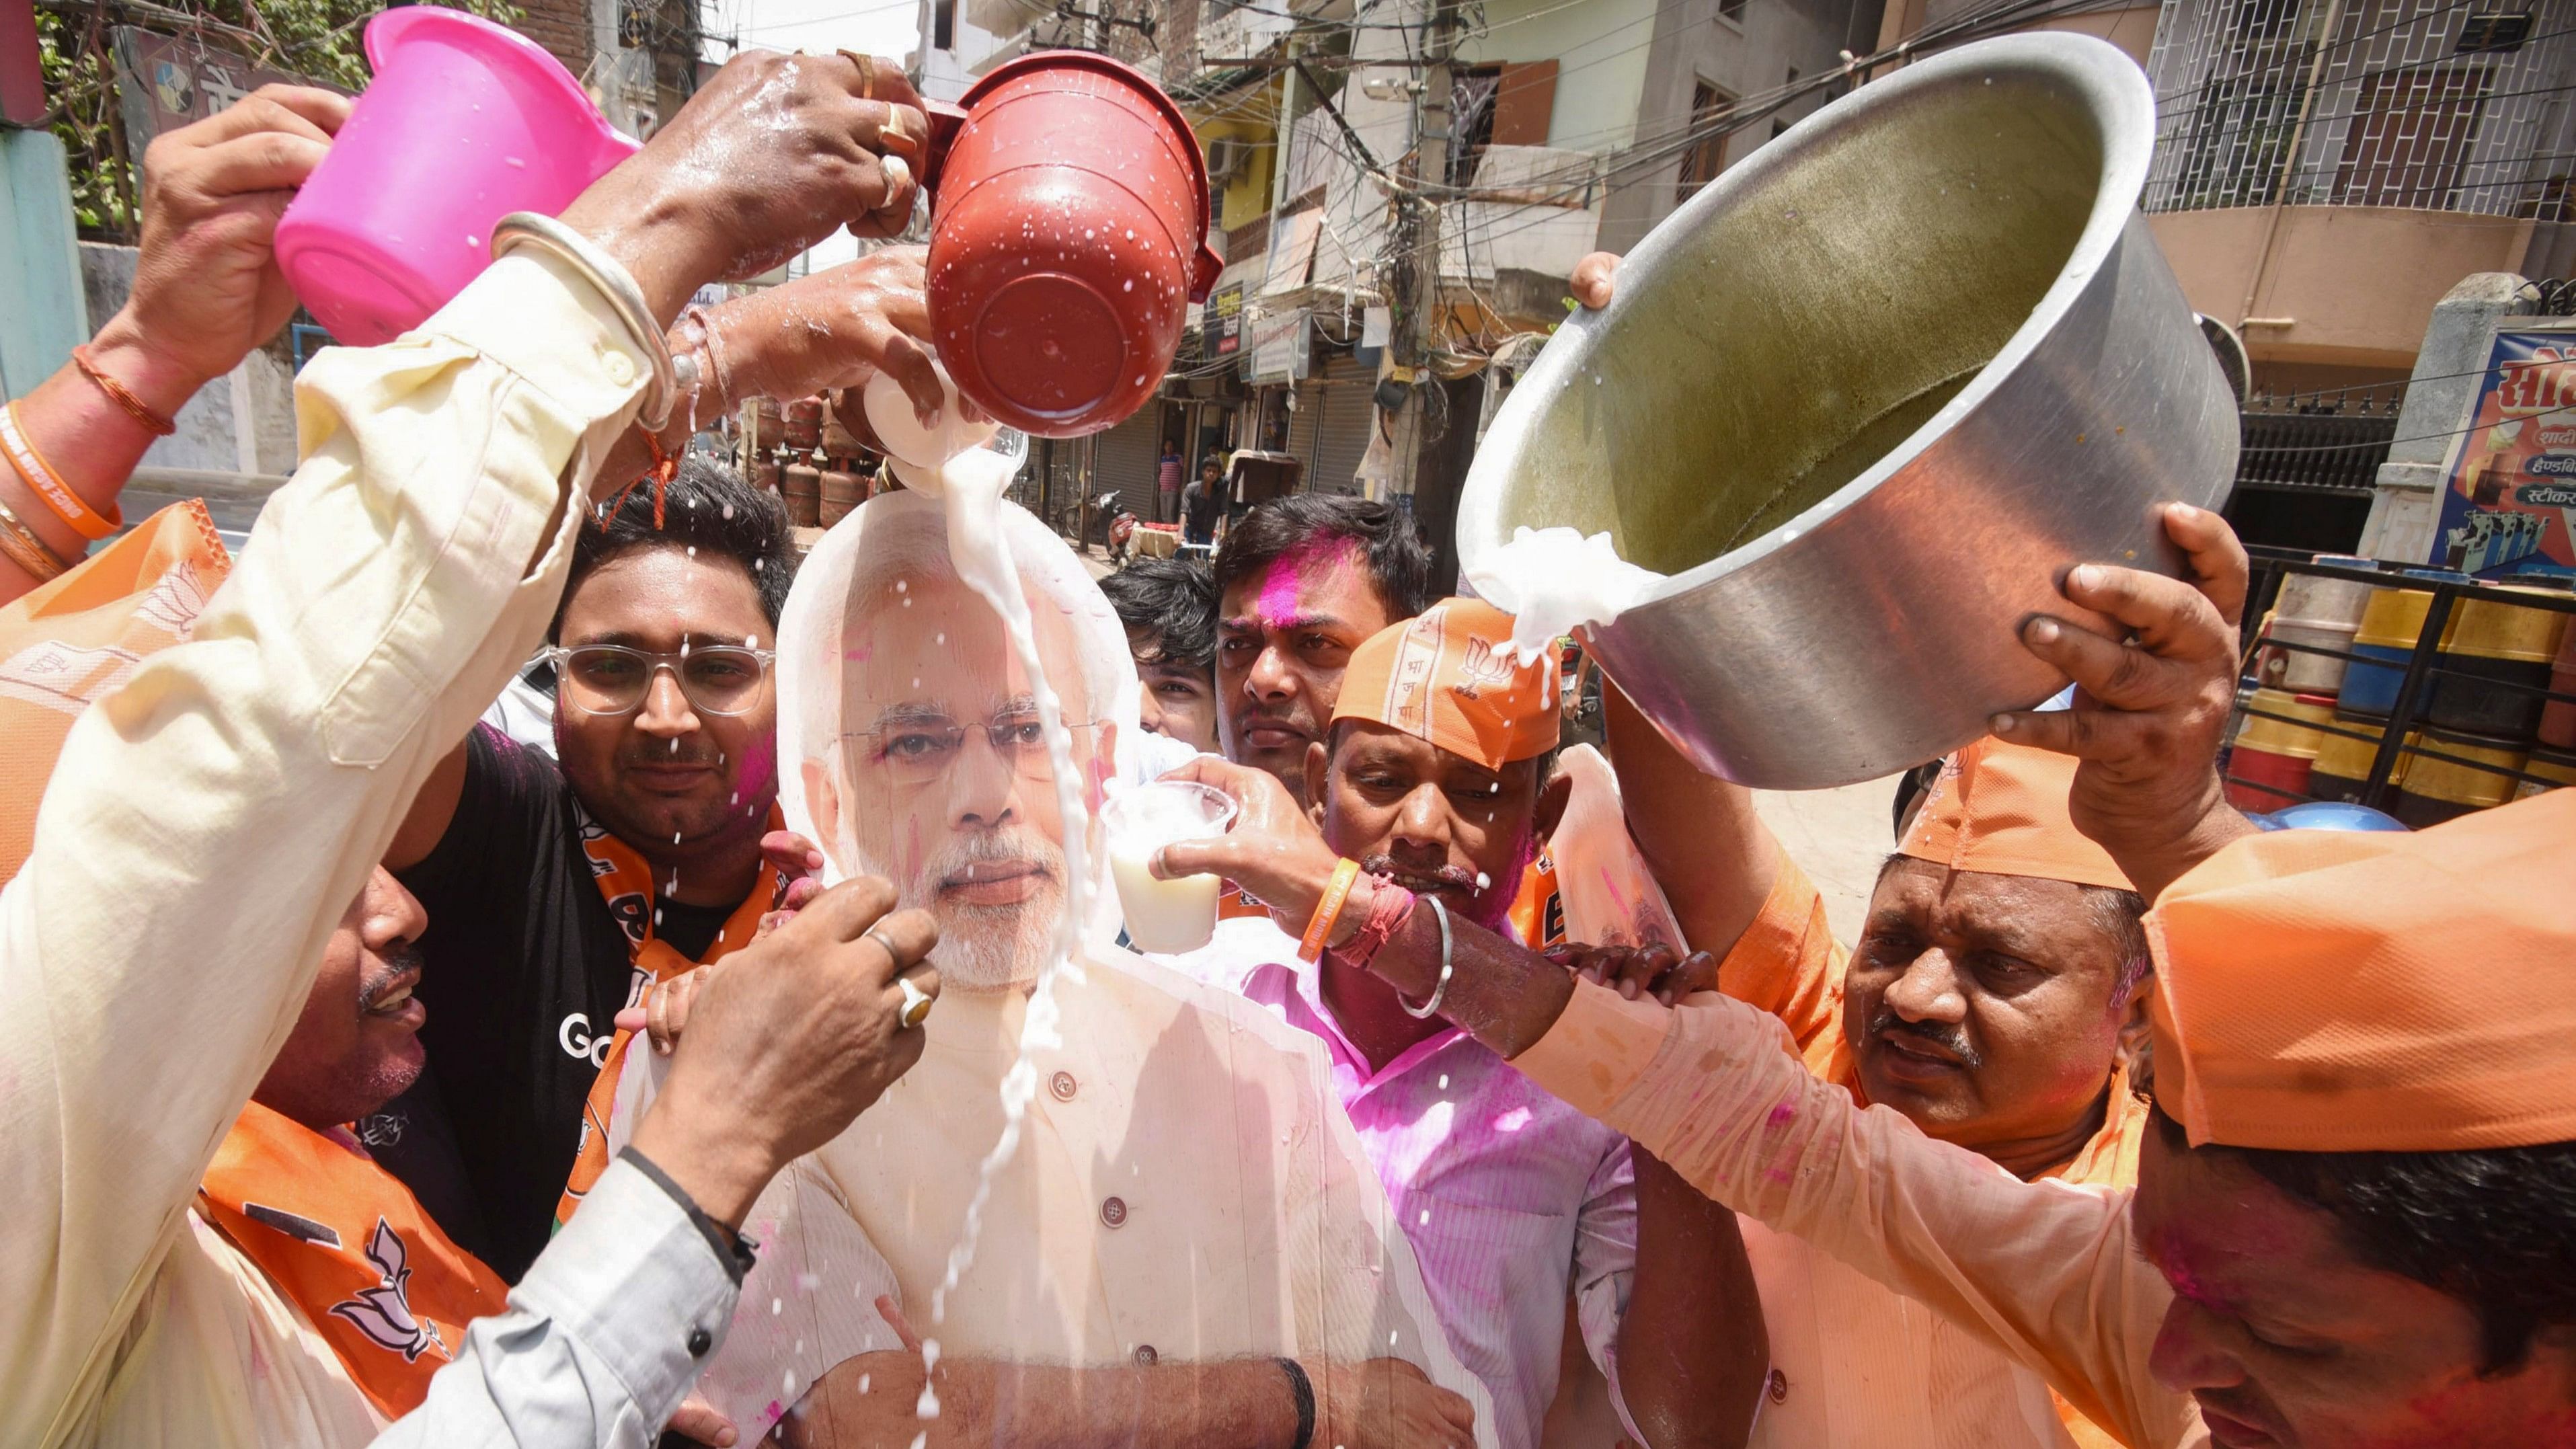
859;365;1100;1421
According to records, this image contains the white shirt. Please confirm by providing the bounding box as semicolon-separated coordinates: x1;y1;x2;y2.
0;249;692;1449
609;947;1499;1447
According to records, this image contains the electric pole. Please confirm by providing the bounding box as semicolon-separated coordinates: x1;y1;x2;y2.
1387;0;1456;499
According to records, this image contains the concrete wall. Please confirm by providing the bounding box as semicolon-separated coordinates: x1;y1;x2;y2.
78;243;297;478
2148;205;2540;368
2017;3;2157;65
1455;0;1660;151
1;128;87;401
1198;99;1280;235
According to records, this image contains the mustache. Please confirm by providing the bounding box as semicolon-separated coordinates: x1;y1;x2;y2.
623;745;726;769
358;942;425;1013
923;826;1063;894
1867;1009;1984;1069
1360;855;1479;893
1232;701;1311;732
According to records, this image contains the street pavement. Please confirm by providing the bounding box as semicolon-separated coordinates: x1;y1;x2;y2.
1753;775;1900;947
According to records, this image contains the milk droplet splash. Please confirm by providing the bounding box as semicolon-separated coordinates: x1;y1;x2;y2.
897;365;1093;1342
1468;526;1667;668
916;1337;943;1418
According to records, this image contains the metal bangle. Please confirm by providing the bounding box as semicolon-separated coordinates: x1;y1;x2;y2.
0;494;69;580
1398;894;1454;1020
489;212;680;431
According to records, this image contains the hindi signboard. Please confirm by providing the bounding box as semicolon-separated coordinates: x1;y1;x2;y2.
2431;322;2576;580
111;28;342;155
1204;282;1245;357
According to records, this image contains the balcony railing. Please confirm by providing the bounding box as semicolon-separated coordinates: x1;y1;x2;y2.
2236;385;2407;495
2142;0;2576;217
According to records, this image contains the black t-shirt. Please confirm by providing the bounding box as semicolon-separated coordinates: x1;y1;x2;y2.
379;724;644;1283
1183;480;1223;540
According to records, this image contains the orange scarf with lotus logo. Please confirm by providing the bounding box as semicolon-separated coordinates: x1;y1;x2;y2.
0;505;508;1418
554;806;786;1226
196;1101;510;1418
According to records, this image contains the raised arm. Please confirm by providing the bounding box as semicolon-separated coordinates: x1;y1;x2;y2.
1600;680;1779;963
0;88;346;603
1993;502;2257;900
0;49;929;1442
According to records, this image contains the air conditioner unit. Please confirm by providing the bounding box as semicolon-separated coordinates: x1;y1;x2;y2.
1206;137;1254;186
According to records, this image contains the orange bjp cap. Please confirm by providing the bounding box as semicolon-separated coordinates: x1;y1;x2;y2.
1898;736;2134;892
1333;598;1560;771
2148;788;2576;1153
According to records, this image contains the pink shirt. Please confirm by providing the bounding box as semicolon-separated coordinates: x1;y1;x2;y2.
1233;954;1635;1449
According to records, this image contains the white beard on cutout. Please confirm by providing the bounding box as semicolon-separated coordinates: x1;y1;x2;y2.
858;823;1066;992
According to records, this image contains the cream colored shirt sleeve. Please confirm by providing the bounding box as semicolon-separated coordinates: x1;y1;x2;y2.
0;250;646;1449
1515;980;2203;1449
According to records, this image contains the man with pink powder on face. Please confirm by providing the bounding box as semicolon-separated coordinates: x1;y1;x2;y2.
1212;494;1437;812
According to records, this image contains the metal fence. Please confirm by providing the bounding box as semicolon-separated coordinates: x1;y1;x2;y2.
2143;0;2576;217
2234;385;2406;494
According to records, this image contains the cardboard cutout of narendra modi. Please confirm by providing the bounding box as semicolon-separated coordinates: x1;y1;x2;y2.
609;490;1492;1447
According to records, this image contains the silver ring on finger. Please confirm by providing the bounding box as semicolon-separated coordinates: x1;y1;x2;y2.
878;153;916;220
895;970;935;1029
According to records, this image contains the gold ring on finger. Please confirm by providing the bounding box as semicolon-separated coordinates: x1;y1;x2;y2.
895;970;935;1028
839;48;877;100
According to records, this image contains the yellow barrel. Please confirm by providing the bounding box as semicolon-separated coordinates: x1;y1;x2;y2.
2428;586;2571;738
2516;744;2576;801
2352;587;2434;650
2394;728;2526;827
2308;715;2419;799
2445;586;2571;662
2232;689;2335;758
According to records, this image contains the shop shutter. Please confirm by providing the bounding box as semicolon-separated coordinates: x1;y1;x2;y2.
1095;409;1161;515
1310;354;1377;495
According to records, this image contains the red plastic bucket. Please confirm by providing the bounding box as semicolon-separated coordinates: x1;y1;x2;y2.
927;51;1224;438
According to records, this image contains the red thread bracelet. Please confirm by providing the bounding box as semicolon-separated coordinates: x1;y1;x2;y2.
0;402;119;541
1331;880;1416;973
598;428;682;532
72;343;177;436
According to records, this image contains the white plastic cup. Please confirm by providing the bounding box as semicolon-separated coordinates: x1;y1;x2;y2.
1101;781;1239;953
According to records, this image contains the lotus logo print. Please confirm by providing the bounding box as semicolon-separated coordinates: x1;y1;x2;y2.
328;1218;448;1363
2518;481;2576;508
2523;454;2576;478
1454;637;1516;699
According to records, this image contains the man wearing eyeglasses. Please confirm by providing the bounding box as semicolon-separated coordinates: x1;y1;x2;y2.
377;458;802;1287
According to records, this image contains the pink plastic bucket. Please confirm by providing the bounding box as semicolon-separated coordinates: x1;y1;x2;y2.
275;7;639;346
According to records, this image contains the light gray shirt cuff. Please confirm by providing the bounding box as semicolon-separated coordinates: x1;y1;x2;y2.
370;1153;744;1447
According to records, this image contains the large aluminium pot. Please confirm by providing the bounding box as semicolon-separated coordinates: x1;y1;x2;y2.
1458;34;2236;789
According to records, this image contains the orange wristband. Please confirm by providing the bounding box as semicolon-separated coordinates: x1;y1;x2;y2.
1298;857;1364;964
0;402;120;541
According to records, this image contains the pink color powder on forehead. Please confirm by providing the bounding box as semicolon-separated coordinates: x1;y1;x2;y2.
1249;539;1364;628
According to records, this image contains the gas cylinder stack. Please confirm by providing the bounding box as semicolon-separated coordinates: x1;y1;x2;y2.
738;393;886;542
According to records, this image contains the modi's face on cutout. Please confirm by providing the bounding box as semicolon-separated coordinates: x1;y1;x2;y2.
806;569;1109;991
